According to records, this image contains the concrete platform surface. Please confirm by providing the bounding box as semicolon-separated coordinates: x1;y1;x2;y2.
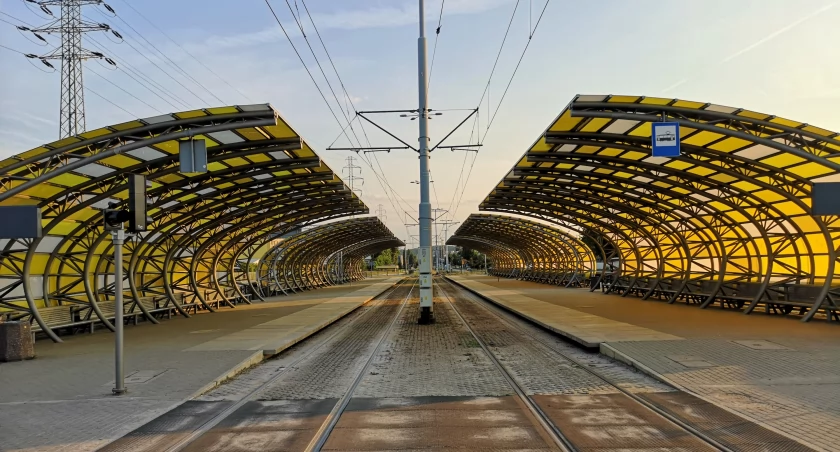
0;277;400;452
448;274;840;452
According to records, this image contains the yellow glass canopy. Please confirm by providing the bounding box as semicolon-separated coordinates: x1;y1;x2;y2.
0;105;398;341
477;95;840;321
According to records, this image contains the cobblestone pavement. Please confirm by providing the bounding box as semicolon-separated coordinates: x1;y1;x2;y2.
608;339;840;452
353;296;511;397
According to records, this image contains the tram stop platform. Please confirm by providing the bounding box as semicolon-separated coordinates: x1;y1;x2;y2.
447;274;840;452
0;277;401;452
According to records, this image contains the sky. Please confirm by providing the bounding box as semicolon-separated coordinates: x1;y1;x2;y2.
1;0;839;245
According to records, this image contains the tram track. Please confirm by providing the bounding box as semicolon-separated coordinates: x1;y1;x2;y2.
100;279;412;452
437;276;731;452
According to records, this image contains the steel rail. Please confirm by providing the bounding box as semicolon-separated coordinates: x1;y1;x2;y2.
306;280;416;451
162;278;408;452
441;276;733;452
436;279;575;452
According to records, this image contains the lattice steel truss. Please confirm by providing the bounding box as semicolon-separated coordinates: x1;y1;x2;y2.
471;94;840;322
0;104;402;342
448;214;596;288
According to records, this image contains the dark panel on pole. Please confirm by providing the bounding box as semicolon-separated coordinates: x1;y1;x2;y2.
0;206;42;238
812;182;840;215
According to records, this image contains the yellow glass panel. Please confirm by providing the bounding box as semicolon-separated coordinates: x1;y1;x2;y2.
665;160;693;170
639;97;672;105
576;145;600;154
581;118;610;132
247;153;271;163
50;136;82;148
531;137;551;152
207;162;226;172
294;148;316;158
760;154;805;168
273;171;291;177
593;148;620;157
20;184;65;199
50;173;89;187
629;122;652;137
154;141;178;154
216;182;234;189
549;111;583;132
79;128;112;139
803;125;834;137
769;117;801;128
737;110;770;120
732;180;759;192
48;221;79;235
673;100;704;109
709;137;752;152
236;128;267;141
206;106;240;115
264;123;296;139
622;151;646;161
174;109;207;119
109;120;144;132
753;190;785;202
682;131;723;147
157;173;183;184
772;201;804;215
793;216;821;233
99;154;140;168
709;173;738;183
18;147;50;160
224;157;249;167
607;95;639;103
66;208;97;221
179;193;196;202
787;162;833;178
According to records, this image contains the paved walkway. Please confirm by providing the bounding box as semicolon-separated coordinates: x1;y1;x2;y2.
0;277;401;452
447;274;840;452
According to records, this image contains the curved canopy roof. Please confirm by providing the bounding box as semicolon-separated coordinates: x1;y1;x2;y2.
0;105;389;341
448;213;595;287
480;94;840;320
256;217;404;297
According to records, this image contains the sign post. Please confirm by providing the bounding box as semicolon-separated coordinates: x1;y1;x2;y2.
651;122;681;157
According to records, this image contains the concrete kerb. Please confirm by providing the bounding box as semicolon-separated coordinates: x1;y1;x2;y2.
444;276;601;349
600;342;826;452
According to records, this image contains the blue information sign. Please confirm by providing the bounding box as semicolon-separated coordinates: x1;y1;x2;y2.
651;122;680;157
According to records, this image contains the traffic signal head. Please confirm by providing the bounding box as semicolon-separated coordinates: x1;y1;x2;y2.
104;208;130;230
127;174;153;233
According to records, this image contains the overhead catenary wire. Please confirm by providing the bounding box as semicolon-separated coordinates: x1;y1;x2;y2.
114;0;255;103
482;0;550;142
83;14;212;107
86;85;137;117
427;0;445;92
87;36;188;110
88;65;164;114
263;0;360;151
451;0;551;221
95;8;226;105
264;0;411;227
298;0;415;223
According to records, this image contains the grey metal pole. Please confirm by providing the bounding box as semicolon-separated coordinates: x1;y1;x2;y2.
112;228;127;395
417;0;434;324
484;254;487;275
